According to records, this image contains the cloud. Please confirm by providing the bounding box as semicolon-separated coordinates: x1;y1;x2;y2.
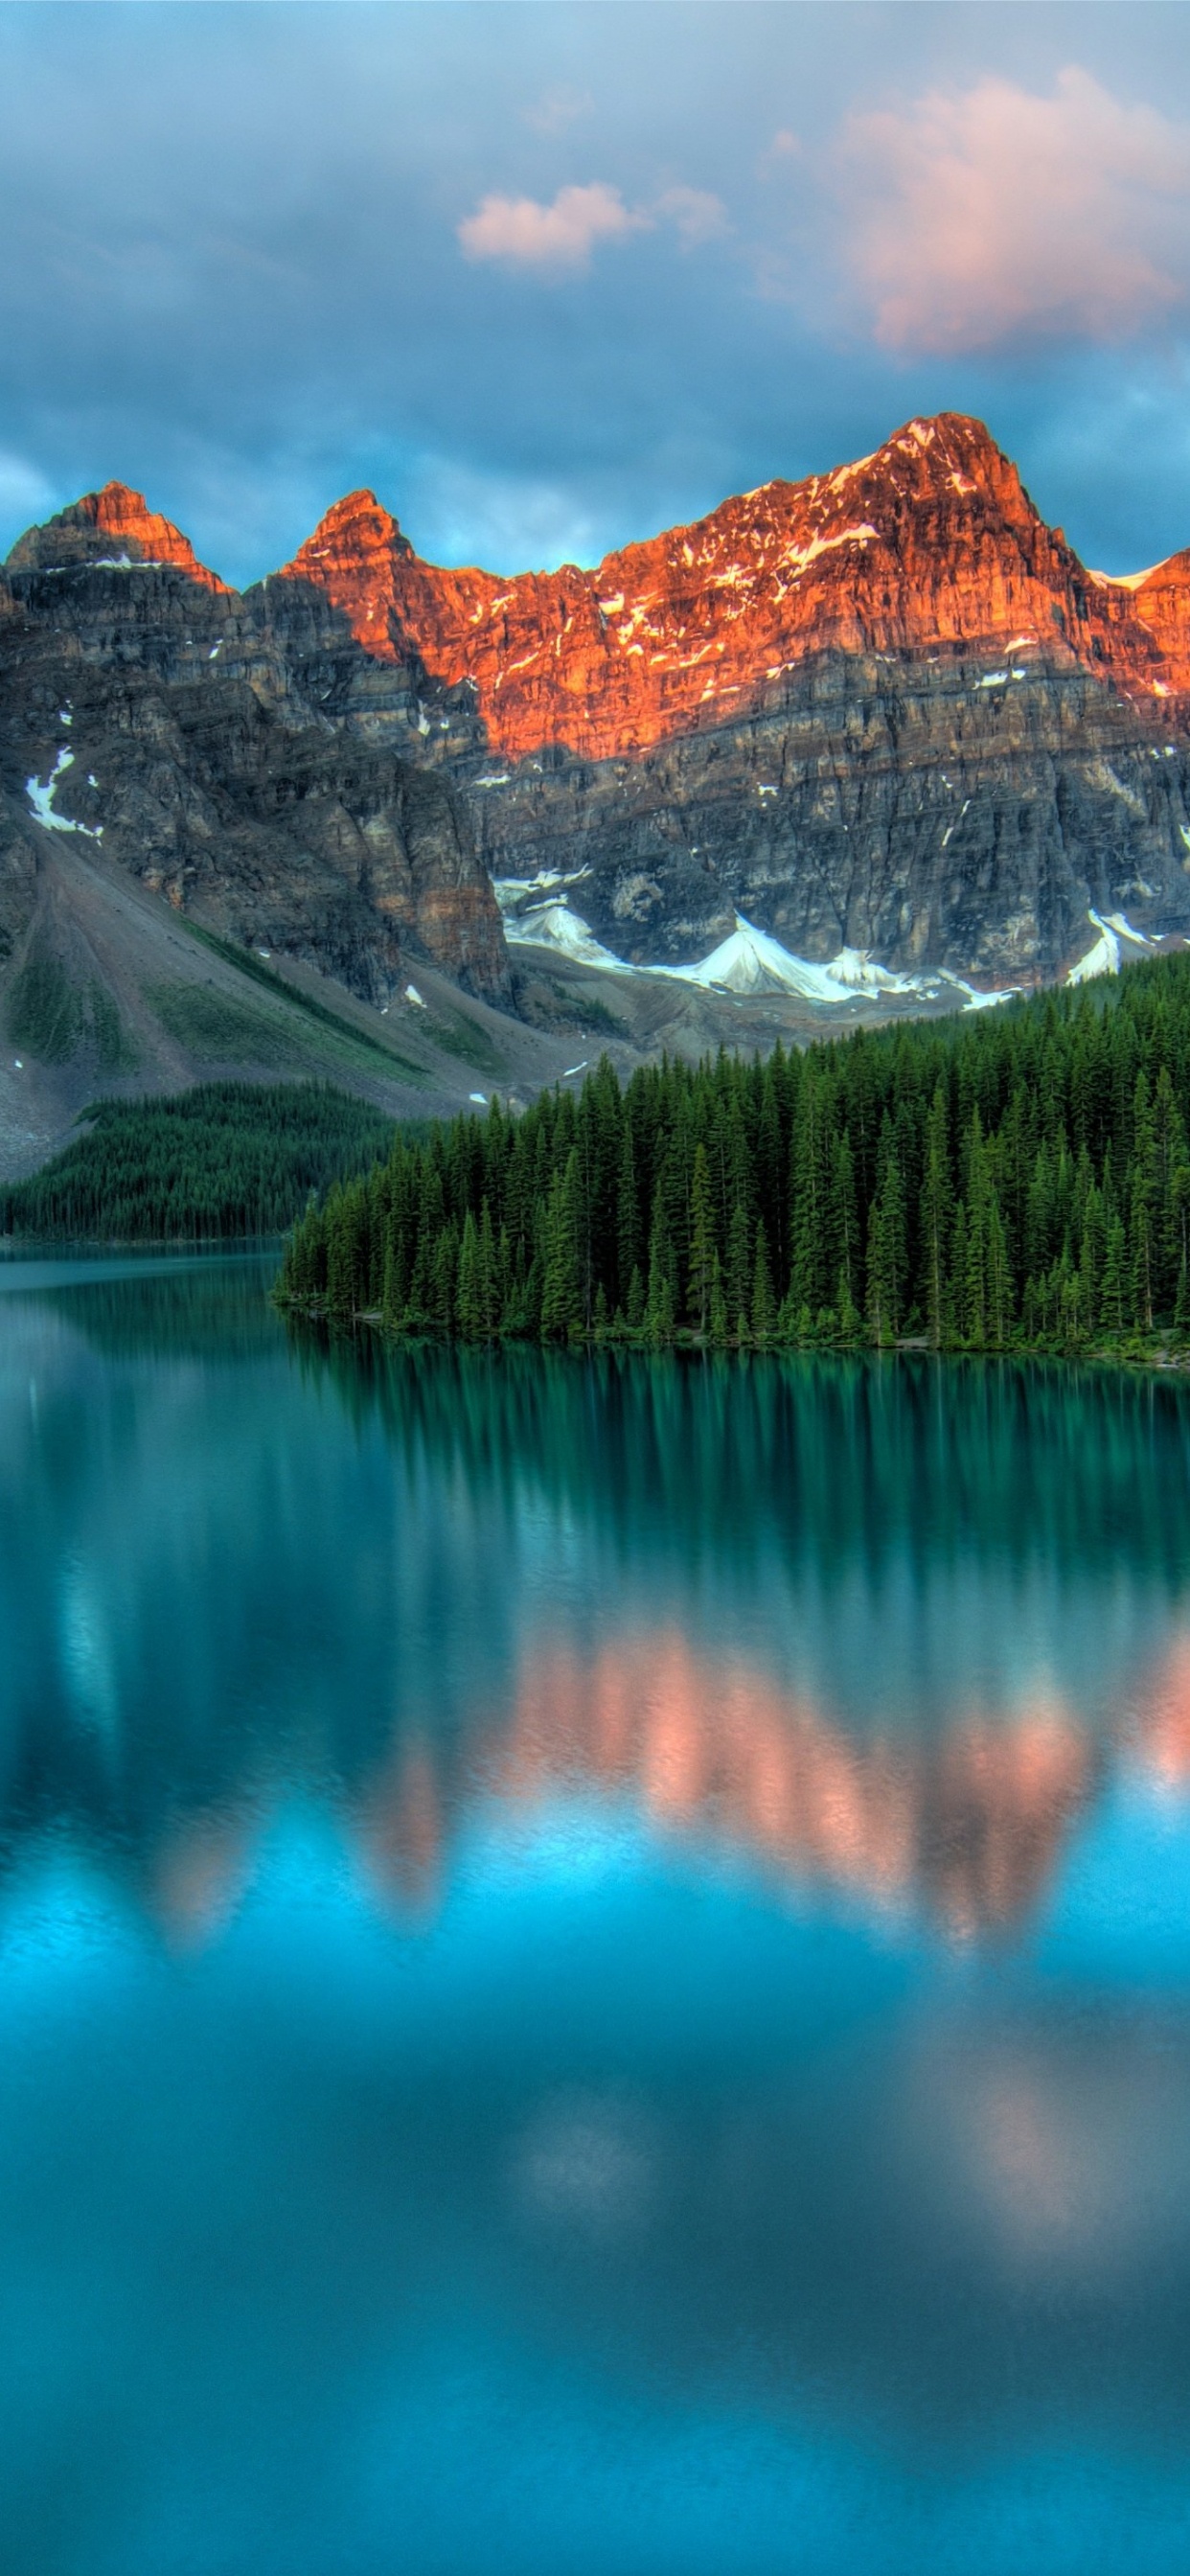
457;179;726;274
458;182;644;272
655;185;728;248
521;84;592;139
841;66;1190;354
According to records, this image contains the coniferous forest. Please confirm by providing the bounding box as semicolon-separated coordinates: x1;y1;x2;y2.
2;1082;395;1243
276;952;1190;1358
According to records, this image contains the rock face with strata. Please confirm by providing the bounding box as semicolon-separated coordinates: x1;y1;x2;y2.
5;414;1190;1005
277;412;1190;985
0;492;509;1004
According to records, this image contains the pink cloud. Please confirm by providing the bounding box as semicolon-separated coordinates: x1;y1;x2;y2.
840;67;1190;354
457;183;644;272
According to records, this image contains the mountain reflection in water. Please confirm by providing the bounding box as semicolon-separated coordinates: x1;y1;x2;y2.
4;1284;1190;1946
8;1266;1190;2572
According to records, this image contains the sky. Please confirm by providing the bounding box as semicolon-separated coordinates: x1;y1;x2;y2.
3;1;1190;585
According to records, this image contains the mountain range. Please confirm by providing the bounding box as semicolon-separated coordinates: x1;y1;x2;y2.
3;409;1190;1165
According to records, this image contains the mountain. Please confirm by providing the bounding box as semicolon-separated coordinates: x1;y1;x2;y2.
4;411;1190;1164
281;415;1188;760
0;482;508;1009
276;413;1190;990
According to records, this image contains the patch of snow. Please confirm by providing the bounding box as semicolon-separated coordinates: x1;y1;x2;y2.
1067;908;1156;984
781;524;878;580
25;747;102;840
58;707;72;725
469;1092;487;1105
757;783;778;796
1087;561;1168;592
493;868;592;917
256;949;270;958
562;1062;588;1078
941;796;972;850
1181;829;1190;855
498;888;1019;1016
825;947;921;995
667;917;859;1002
403;983;426;1008
941;976;1018;1011
504;901;626;969
474;773;511;788
209;642;221;658
975;672;1009;689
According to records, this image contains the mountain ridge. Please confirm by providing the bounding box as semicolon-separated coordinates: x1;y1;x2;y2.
5;410;1190;1114
277;413;1190;761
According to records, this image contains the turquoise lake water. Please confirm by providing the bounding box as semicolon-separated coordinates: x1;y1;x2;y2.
5;1250;1190;2572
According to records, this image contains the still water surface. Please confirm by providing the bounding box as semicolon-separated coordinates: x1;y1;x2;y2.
4;1252;1190;2572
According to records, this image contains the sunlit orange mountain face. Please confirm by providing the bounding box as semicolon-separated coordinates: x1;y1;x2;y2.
280;414;1190;764
7;407;1190;1001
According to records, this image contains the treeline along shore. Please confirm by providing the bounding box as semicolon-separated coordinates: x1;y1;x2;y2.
276;953;1190;1357
2;1083;395;1243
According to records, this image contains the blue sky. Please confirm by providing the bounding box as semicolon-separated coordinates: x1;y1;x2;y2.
3;2;1190;585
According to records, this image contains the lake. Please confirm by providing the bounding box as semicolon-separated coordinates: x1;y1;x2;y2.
4;1251;1190;2573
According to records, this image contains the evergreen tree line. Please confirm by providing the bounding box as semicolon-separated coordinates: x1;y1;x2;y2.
276;952;1190;1356
2;1082;395;1242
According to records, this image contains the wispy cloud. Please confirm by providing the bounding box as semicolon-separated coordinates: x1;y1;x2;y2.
655;185;728;248
457;179;726;273
840;67;1190;354
521;84;592;139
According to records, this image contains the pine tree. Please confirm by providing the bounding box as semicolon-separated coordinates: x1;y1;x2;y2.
646;1177;678;1345
456;1208;483;1341
540;1154;583;1341
921;1080;953;1349
751;1223;776;1347
788;1060;832;1315
687;1141;717;1335
725;1199;751;1329
709;1250;729;1348
1101;1217;1129;1336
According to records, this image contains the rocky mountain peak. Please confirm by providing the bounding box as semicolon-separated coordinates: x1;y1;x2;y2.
6;482;229;589
271;409;1179;764
281;491;415;657
1101;546;1190;697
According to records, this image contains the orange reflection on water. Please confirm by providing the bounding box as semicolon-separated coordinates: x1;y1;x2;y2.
489;1632;1092;1938
1130;1635;1190;1791
154;1622;1190;1948
355;1736;445;1918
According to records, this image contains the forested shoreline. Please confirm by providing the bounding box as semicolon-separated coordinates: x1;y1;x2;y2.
274;953;1190;1359
1;1083;395;1243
